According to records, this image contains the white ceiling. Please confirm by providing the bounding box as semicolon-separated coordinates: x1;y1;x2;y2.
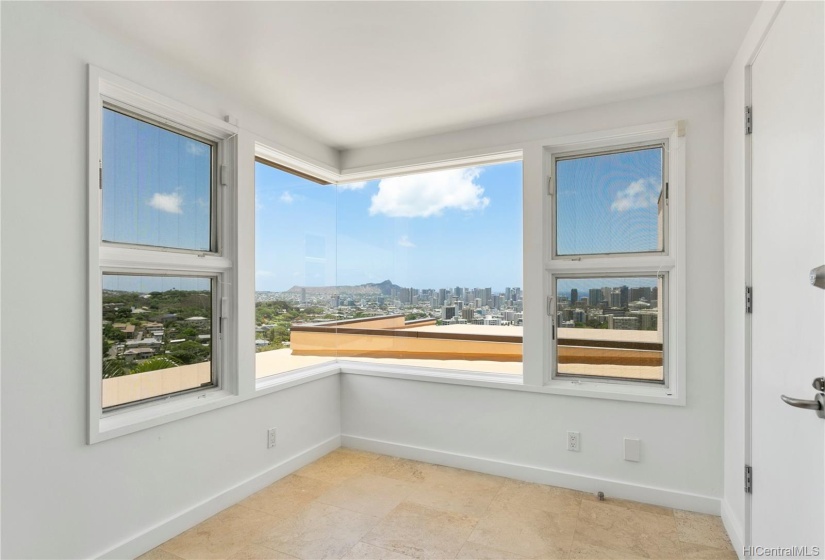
71;1;760;150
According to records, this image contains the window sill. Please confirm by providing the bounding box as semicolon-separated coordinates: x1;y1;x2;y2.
90;365;341;444
91;359;682;443
338;361;683;406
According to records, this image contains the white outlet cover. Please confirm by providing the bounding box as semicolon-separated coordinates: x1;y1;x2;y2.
567;431;580;452
624;437;640;462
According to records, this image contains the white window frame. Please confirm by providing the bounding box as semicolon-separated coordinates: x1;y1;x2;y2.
542;122;686;405
88;67;239;443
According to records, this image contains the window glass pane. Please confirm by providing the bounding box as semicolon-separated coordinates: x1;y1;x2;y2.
254;160;523;379
101;274;214;408
556;146;664;255
254;162;338;379
556;275;663;383
102;108;213;251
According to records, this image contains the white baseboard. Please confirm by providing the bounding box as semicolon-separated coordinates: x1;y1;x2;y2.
342;434;721;515
97;435;341;560
721;499;745;560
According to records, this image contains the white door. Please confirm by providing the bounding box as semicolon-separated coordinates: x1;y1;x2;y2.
751;0;825;555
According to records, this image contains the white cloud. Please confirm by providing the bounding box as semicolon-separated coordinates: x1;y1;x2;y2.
148;192;183;214
611;178;660;212
369;168;489;218
338;181;367;190
398;235;415;248
280;191;294;204
185;141;209;157
256;270;274;277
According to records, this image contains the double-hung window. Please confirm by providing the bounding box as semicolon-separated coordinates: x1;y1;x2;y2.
89;69;237;440
545;125;685;402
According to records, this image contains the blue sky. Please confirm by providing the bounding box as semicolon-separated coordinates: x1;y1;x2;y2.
556;147;662;255
256;161;523;292
102;108;212;252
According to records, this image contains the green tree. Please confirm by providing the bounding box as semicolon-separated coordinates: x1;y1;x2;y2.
169;341;211;365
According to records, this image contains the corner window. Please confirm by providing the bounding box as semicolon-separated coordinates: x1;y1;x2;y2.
547;135;680;393
254;157;524;380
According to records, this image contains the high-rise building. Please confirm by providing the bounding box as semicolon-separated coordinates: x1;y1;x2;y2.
442;305;456;321
571;289;578;304
608;316;639;330
620;286;629;307
589;288;602;306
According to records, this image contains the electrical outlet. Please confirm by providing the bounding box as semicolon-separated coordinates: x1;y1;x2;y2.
267;428;277;449
567;431;580;452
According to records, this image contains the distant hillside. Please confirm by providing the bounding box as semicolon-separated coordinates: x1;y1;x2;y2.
285;279;402;296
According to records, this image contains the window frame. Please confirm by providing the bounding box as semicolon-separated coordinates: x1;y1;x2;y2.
542;123;686;405
88;66;238;443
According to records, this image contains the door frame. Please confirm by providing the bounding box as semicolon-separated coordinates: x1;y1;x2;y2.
744;0;805;553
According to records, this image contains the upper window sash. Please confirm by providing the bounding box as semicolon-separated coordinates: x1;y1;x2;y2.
549;138;670;261
100;102;221;255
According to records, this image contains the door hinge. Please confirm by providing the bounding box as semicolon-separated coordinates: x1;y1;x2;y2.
665;182;669;201
745;106;753;135
745;286;753;314
745;464;753;494
547;176;554;196
99;160;103;189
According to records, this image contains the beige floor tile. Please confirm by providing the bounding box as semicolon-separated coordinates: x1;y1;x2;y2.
240;474;334;519
455;541;528;560
581;494;674;517
317;474;414;517
574;500;681;559
160;505;281;560
136;548;185;560
467;501;576;559
362;501;479;559
295;449;380;485
343;542;417;559
674;510;733;551
257;502;380;559
362;455;442;484
226;544;300;559
405;465;506;517
679;541;739;559
493;479;582;517
567;541;648;559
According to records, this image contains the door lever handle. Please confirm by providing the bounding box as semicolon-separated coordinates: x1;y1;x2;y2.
781;393;825;419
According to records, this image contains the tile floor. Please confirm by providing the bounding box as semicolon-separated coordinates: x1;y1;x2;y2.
138;449;737;560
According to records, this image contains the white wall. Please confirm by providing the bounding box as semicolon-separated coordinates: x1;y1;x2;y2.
1;1;734;556
721;2;783;553
342;84;727;510
0;4;341;558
